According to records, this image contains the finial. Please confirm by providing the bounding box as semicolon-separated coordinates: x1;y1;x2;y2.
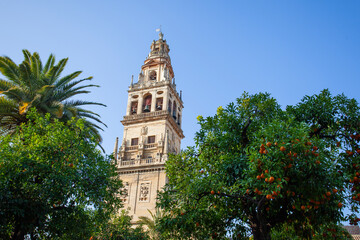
180;90;182;100
113;137;119;164
156;25;163;40
131;75;134;86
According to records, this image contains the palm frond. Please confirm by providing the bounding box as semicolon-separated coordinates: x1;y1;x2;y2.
30;52;42;81
2;86;31;102
19;61;32;89
63;99;106;108
43;54;55;74
55;71;83;88
22;50;32;63
51;58;68;82
77;111;106;127
0;56;20;83
0;79;15;92
0;50;105;142
57;90;92;101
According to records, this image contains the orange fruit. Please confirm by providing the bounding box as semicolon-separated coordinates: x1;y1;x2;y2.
211;190;215;195
266;142;272;147
280;146;286;152
326;191;331;197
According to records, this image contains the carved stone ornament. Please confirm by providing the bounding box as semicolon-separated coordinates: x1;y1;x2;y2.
120;182;130;203
139;182;151;202
141;126;148;135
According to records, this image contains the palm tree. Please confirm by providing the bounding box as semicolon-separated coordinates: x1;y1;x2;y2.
0;50;106;141
136;209;163;240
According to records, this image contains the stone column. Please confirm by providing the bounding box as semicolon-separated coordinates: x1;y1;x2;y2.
151;91;156;112
137;94;143;114
163;89;169;113
126;95;132;115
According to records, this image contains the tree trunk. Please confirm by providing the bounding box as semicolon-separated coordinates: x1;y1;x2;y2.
11;227;26;240
251;221;271;240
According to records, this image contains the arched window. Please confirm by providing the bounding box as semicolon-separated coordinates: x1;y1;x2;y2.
131;101;138;115
143;94;152;112
149;71;157;81
156;98;163;111
172;101;177;119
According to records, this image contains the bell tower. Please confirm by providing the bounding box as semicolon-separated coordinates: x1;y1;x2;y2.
114;31;184;222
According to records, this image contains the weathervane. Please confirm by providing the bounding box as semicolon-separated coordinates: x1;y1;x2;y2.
156;25;162;33
156;25;163;40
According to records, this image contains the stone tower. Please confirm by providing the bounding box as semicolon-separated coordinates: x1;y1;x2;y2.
114;31;184;222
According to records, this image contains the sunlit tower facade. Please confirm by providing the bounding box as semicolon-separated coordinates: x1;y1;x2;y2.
113;31;184;222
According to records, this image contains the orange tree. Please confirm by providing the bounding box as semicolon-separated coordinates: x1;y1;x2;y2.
157;90;360;240
0;110;123;240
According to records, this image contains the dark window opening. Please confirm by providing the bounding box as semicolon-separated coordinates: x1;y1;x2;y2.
148;136;155;144
172;101;177;119
131;138;138;146
149;71;157;81
156;98;163;111
168;99;172;113
131;101;138;115
143;95;152;112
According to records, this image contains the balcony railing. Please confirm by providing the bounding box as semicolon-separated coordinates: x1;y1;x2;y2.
125;146;138;151
118;158;162;168
144;143;156;149
123;110;168;121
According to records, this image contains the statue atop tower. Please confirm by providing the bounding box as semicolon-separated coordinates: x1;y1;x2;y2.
114;32;184;222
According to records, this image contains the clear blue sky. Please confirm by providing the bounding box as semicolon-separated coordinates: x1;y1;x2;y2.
1;1;360;154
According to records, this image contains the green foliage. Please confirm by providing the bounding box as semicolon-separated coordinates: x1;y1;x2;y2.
157;90;360;240
271;222;352;240
92;210;150;240
136;209;162;240
0;50;105;141
0;110;122;239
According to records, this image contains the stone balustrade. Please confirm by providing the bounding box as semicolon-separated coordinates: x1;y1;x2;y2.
123;110;168;121
118;158;163;168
